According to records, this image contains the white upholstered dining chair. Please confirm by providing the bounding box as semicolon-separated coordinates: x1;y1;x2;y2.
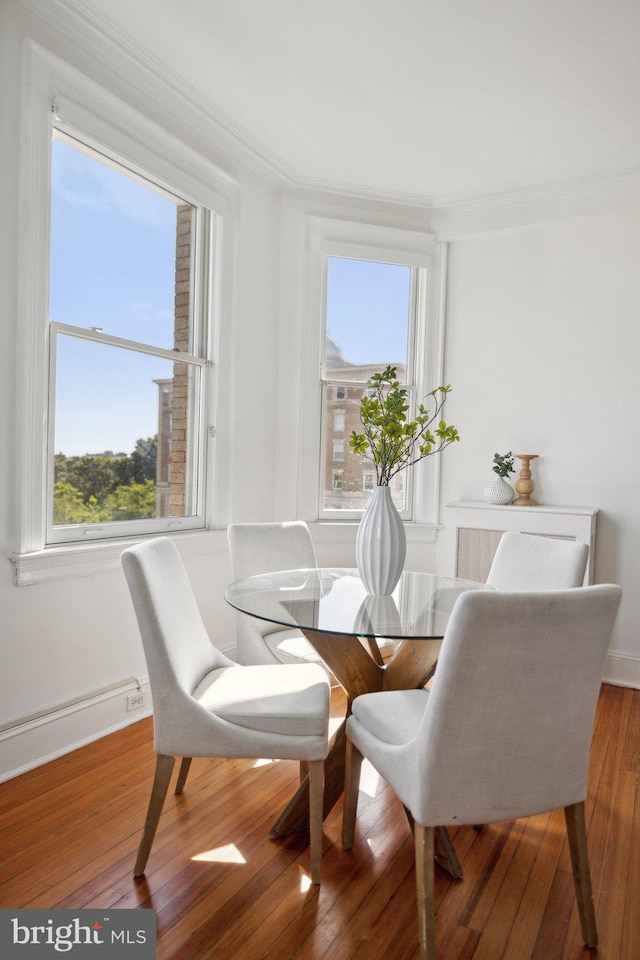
342;585;621;959
227;521;323;666
121;537;330;883
486;530;589;589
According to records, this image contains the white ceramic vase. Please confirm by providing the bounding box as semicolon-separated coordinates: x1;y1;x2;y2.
356;485;406;595
483;475;514;505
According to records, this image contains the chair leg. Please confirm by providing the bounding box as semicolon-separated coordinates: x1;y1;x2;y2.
175;757;192;795
342;738;363;850
414;823;436;960
134;754;175;877
564;801;598;947
308;759;324;884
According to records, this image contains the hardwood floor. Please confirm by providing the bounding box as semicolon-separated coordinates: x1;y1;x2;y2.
1;682;638;959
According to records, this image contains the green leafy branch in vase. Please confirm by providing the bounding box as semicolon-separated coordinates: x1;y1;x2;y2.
349;365;460;486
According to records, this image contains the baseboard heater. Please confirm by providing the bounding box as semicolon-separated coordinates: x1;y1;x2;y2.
0;676;145;737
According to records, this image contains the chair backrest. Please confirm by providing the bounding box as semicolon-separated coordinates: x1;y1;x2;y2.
486;531;589;590
415;585;621;826
227;521;318;581
122;537;233;702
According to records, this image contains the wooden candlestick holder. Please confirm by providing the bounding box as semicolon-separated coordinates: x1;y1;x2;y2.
512;454;538;506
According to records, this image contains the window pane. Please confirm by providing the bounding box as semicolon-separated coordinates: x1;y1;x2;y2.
325;257;410;378
52;335;200;525
321;383;406;513
50;134;193;351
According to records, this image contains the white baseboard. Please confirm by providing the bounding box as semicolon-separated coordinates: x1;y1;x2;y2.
603;651;640;689
0;677;152;783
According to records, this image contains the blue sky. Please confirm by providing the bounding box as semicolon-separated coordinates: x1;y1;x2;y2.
50;137;411;456
326;257;410;370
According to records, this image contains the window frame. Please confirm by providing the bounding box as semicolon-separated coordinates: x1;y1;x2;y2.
298;217;447;526
46;127;214;545
13;43;238;571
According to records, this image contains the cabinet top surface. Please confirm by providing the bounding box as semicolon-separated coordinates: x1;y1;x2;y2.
447;501;598;516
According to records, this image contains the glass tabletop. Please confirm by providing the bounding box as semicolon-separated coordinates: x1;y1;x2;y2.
225;567;486;640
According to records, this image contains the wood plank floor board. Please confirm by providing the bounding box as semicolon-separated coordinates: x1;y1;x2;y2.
530;867;575;960
591;769;635;959
301;828;418;960
620;764;640;958
469;813;553;960
461;818;527;933
500;808;567;960
0;684;637;959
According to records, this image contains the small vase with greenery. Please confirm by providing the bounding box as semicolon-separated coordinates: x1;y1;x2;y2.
484;451;515;504
349;365;460;594
492;451;515;479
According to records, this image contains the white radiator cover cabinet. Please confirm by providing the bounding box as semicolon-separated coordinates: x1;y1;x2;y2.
446;501;597;585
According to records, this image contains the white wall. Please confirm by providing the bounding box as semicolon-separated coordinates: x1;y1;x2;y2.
435;196;640;682
0;0;283;780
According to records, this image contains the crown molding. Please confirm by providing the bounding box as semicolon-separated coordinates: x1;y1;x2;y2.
433;165;640;220
15;0;297;191
14;0;640;218
288;175;434;211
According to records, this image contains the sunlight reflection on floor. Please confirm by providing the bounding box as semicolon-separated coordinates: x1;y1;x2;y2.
192;843;247;864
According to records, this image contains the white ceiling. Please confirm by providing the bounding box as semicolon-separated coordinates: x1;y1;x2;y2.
84;0;640;206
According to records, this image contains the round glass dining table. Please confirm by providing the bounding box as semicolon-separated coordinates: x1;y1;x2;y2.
225;567;485;877
225;567;484;693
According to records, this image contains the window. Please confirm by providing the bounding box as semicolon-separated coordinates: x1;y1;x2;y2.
322;256;411;515
332;471;343;490
14;49;237;571
332;441;344;461
300;218;446;525
47;131;209;544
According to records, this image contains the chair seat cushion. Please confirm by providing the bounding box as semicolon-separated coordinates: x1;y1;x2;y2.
192;663;330;737
352;689;430;745
265;628;322;664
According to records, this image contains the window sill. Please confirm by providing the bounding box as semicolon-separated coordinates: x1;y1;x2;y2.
9;529;229;586
308;520;440;550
